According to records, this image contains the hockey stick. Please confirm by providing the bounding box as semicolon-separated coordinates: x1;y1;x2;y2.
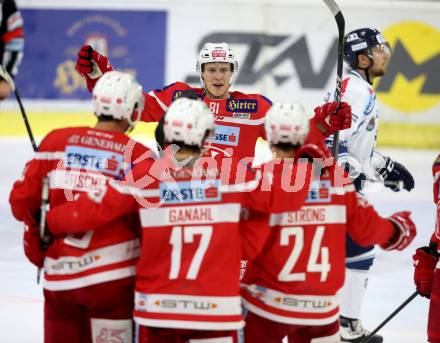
0;65;37;152
322;0;345;160
361;291;419;343
36;176;50;284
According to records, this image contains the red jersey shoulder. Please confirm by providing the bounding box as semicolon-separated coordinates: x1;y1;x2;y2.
152;81;204;104
38;126;90;151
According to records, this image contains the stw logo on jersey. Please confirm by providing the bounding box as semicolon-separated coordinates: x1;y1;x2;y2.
306;180;331;203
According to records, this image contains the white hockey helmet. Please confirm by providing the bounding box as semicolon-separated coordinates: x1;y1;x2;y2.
92;71;144;125
163;98;215;147
196;42;239;86
265;102;311;146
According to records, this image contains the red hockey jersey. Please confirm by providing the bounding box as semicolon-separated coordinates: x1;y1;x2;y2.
433;154;440;245
142;82;272;159
241;165;395;326
46;155;313;330
9;126;150;291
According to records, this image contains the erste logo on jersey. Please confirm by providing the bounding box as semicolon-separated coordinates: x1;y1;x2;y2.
306;180;331;203
227;99;258;113
65;145;123;176
214;125;240;146
160;180;221;204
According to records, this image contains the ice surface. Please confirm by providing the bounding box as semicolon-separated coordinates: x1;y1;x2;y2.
0;137;435;342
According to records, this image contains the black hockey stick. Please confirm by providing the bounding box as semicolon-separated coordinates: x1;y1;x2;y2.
361;291;419;343
322;0;345;160
0;65;37;152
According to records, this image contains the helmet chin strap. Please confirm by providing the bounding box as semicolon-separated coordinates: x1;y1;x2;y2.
357;54;374;85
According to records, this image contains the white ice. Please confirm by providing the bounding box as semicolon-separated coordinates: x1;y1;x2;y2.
0;137;435;342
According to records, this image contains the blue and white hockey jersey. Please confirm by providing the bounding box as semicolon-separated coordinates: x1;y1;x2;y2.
326;70;387;183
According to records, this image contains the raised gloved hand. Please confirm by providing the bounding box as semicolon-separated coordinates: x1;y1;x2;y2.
23;223;45;268
381;211;417;251
413;244;439;298
377;156;415;192
311;101;352;138
75;45;114;91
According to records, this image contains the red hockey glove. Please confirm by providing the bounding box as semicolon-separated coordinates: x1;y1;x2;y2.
311;101;352;138
23;223;45;268
381;211;417;251
294;140;334;168
413;245;439;298
75;45;114;91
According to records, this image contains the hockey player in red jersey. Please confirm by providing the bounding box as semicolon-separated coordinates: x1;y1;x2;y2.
75;42;350;161
413;155;440;343
9;71;150;343
240;102;417;343
44;97;344;343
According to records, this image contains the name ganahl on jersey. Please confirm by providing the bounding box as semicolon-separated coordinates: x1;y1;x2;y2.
131;176;246;330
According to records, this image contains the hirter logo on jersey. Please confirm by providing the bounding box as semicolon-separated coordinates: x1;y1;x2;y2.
214;125;240;146
306;180;331;203
160;180;222;204
227;99;258;113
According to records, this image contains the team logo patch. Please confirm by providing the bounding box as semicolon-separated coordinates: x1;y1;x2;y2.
64;145;123;176
160;180;221;204
364;90;376;115
366;117;376;131
227;99;258;113
306;180;331;203
214;125;240;146
212;49;226;58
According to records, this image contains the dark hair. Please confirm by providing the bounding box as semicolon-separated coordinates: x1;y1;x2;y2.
97;115;123;122
271;142;301;152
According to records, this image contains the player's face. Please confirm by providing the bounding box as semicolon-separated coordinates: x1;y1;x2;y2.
202;63;232;99
370;43;391;77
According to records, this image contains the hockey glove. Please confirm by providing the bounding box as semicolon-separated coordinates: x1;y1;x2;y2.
311;101;351;138
381;211;417;251
433;154;440;201
295;140;333;168
23;223;45;268
75;45;114;91
377;156;415;192
413;244;439;298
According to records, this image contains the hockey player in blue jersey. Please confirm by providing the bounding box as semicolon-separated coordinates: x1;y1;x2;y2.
326;28;415;342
